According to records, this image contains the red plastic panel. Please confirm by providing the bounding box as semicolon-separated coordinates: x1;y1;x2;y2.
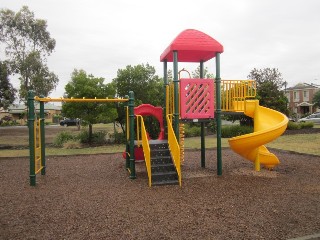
134;104;164;140
160;29;224;62
180;79;215;120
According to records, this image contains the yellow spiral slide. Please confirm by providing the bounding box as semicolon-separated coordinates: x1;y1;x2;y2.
228;100;289;170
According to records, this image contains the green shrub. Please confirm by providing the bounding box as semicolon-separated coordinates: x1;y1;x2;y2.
77;130;89;143
0;120;19;127
92;131;107;144
207;121;216;134
77;130;108;144
53;131;75;147
286;121;301;130
286;121;314;130
184;124;201;137
110;131;126;144
300;121;314;129
221;125;253;138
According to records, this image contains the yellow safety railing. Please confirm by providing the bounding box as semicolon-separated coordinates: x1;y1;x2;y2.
136;115;152;187
179;123;185;162
221;80;256;112
166;83;175;116
166;114;182;186
34;119;43;174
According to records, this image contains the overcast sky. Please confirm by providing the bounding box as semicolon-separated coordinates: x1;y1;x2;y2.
1;0;320;97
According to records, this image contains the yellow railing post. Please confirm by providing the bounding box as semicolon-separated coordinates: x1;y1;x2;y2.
136;115;152;187
166;114;182;186
34;119;43;174
221;80;256;112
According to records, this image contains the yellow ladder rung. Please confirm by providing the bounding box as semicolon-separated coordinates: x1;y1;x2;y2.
35;166;43;174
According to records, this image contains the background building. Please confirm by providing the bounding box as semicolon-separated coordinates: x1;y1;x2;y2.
5;103;62;125
286;83;319;118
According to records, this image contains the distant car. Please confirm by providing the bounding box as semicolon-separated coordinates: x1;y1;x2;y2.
298;113;320;124
59;118;80;127
288;117;295;122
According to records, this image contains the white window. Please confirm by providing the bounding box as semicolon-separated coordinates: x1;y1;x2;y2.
294;91;299;102
303;90;309;101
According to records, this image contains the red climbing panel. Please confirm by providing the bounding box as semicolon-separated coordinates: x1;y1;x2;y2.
180;78;215;120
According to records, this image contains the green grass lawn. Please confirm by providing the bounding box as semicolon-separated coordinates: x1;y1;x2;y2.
184;135;230;149
1;122;319;157
2;133;319;158
0;145;124;158
266;133;320;155
185;133;320;156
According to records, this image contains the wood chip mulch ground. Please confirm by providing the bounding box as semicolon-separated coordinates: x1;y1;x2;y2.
1;148;320;240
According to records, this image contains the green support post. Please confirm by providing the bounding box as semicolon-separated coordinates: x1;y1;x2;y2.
128;91;136;179
124;95;130;170
40;98;46;175
163;60;168;137
200;61;206;168
28;91;36;186
215;53;222;175
173;51;180;141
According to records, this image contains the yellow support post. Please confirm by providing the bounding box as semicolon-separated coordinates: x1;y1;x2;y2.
255;156;261;171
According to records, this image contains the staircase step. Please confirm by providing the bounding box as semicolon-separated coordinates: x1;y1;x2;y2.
151;163;176;173
152;179;179;186
151;148;170;158
149;140;169;150
144;139;180;186
152;171;178;182
149;140;168;144
151;156;172;165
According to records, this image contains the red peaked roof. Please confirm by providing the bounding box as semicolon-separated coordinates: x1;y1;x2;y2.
160;29;224;62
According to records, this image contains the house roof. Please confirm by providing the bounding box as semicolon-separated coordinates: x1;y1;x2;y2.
298;102;314;107
287;83;319;90
0;107;8;113
8;103;61;114
160;29;224;62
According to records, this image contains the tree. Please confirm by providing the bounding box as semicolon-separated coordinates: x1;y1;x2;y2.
248;68;288;114
0;61;16;109
313;90;320;108
192;66;214;79
112;63;164;136
0;6;58;101
113;63;163;106
62;69;116;142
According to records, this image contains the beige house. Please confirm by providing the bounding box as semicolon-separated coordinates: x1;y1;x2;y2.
7;103;62;125
286;83;319;118
0;108;10;120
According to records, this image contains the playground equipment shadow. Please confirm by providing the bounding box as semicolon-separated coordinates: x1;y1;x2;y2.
1;149;319;239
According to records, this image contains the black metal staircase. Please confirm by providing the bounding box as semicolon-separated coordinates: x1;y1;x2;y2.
149;140;179;186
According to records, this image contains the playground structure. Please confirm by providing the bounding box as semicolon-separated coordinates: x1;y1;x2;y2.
27;92;134;186
27;29;288;187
